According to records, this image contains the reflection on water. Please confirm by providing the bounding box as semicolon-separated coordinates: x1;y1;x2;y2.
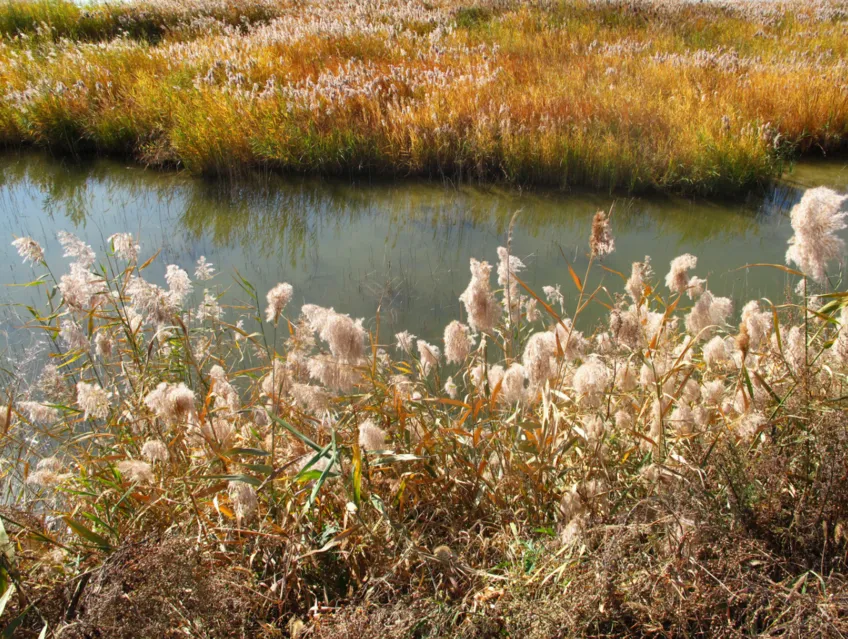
0;153;845;341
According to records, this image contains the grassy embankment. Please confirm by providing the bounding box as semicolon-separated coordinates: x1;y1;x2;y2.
0;0;845;194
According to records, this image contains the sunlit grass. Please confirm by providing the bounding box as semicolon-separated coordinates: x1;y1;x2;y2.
0;0;845;193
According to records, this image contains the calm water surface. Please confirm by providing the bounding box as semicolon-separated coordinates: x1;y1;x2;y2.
0;154;846;342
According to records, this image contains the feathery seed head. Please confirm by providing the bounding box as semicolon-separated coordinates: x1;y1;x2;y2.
12;236;44;265
443;320;470;364
141;439;169;463
358;419;387;451
265;282;294;324
590;210;615;258
459;258;498;333
786;186;848;283
117;459;154;484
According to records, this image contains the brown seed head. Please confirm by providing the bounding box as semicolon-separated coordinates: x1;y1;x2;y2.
736;321;750;360
433;545;454;566
590;210;615;258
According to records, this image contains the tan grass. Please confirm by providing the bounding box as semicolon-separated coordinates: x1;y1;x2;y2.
0;0;845;193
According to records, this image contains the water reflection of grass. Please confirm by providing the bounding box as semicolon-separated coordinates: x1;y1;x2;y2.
0;152;804;268
0;152;843;340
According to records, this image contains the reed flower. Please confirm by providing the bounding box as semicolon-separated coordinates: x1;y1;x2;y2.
26;457;69;488
669;404;695;434
395;331;416;353
573;356;611;407
665;254;699;297
703;380;725;406
307;354;359;391
785;186;848;284
117;459;154;484
553;319;588;361
261;359;290;401
459;258;498;333
127;276;174;325
228;481;258;521
108;233;139;261
12;237;44;265
265;282;294;324
543;285;565;312
444;376;458;398
501;363;527;403
524;298;541;322
165;265;193;306
615;361;638;392
60;320;88;351
34;456;61;474
416;340;440;375
486;365;504;393
523;330;557;388
497;247;525;287
95;331;113;358
210;365;239;415
303;305;365;362
144;382;196;424
39;364;65;400
195;256;215;280
626;257;652;305
685;291;733;339
590;210;615;258
443;321;470;364
141;439;170;463
59;263;107;312
703;335;729;367
77;381;111;420
497;246;525;324
358;419;387;451
784;326;806;372
197;290;223;321
11;216;848;625
290;383;330;414
19;401;59;424
740;301;772;350
57;231;95;269
609;306;642;350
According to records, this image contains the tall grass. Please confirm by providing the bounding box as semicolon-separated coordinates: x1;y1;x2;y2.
2;186;848;636
0;0;285;42
0;0;846;194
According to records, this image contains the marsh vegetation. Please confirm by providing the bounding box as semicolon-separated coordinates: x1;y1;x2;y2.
2;182;848;636
0;0;846;193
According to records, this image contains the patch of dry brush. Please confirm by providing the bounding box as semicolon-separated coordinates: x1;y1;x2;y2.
2;186;848;637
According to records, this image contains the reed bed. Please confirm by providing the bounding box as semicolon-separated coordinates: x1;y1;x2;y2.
1;186;848;636
0;0;846;193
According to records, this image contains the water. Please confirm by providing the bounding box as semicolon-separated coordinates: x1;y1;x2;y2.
0;153;846;344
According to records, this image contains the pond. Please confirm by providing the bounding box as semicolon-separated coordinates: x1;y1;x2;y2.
0;153;846;346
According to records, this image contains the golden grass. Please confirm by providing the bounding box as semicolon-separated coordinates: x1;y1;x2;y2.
3;187;848;634
0;0;845;193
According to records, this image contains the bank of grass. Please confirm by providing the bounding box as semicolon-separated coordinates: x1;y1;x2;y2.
3;188;848;636
0;0;845;194
0;0;286;42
